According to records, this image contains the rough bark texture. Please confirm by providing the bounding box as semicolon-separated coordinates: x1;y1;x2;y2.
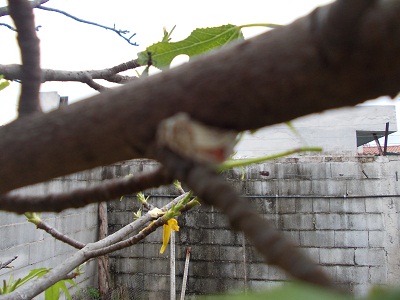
8;0;42;116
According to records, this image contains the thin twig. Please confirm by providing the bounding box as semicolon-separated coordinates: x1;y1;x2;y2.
0;256;18;270
0;23;16;31
85;78;110;92
0;60;139;91
8;0;42;117
0;166;172;213
36;5;138;46
36;221;85;249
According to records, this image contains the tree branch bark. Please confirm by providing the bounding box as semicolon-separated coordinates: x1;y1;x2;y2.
0;61;139;90
0;166;171;213
0;0;49;17
1;1;399;192
8;0;42;117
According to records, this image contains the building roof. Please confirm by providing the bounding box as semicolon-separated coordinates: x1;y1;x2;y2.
362;145;400;155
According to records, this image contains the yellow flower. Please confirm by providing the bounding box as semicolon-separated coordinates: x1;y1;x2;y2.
160;218;179;254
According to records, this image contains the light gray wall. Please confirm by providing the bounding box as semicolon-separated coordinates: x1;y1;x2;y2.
0;169;103;299
108;156;400;298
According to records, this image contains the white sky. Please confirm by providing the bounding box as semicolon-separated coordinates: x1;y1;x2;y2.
0;0;399;143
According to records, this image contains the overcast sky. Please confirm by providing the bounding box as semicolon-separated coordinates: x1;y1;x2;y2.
0;0;398;143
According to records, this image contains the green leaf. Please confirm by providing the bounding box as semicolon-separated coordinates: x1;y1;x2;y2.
137;24;244;69
45;279;76;300
200;283;353;300
0;75;10;91
45;283;60;300
18;268;49;287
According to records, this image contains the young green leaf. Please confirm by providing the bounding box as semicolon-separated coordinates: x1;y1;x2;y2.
137;24;244;69
0;75;9;91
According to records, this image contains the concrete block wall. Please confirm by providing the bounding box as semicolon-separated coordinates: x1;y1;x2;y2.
108;156;400;298
0;168;103;299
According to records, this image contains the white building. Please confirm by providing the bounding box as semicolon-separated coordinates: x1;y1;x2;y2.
235;105;397;157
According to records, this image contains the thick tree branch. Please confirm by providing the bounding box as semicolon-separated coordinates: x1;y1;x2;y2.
8;0;42;117
0;166;172;213
1;1;400;193
0;61;139;91
0;0;49;17
36;5;138;46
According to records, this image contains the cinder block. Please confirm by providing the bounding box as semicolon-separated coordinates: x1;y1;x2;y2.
330;162;361;179
212;229;238;245
336;266;369;284
343;214;382;231
246;263;269;280
276;198;296;213
346;214;368;230
184;212;229;229
365;214;384;230
335;231;369;247
250;198;276;214
346;179;395;197
320;265;337;280
329;199;365;213
368;231;385;248
114;257;145;274
311;180;347;196
304;247;320;263
190;245;220;261
113;242;144;258
277;179;313;195
220;246;243;262
178;227;214;245
29;239;56;265
295;199;313;213
268;266;287;280
355;248;386;266
219;262;243;279
282;230;300;245
369;266;387;284
313;199;330;212
282;214;314;230
190;261;219;279
365;198;383;212
319;248;354;265
143;258;169;275
300;231;335;247
315;214;347;230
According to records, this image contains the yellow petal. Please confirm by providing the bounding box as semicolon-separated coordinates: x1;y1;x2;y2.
168;218;180;232
160;218;179;254
160;223;171;254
